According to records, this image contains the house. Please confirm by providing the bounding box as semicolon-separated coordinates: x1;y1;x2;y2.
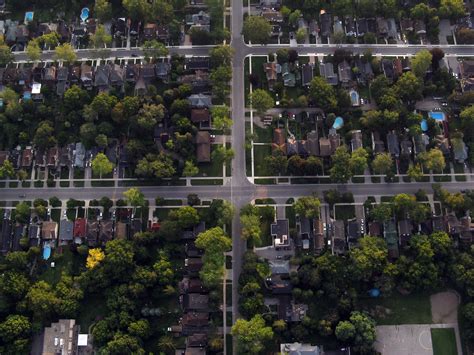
12;223;25;252
31;319;79;355
1;218;12;254
313;219;325;253
452;138;468;163
357;18;369;36
435;135;450;156
432;216;447;233
141;64;156;81
387;131;400;157
447;214;463;235
155;62;171;82
398;219;413;247
183;293;209;311
187;11;211;32
0;151;8;165
350;130;363;151
368;221;382;237
125;64;139;83
328;129;341;154
59;146;71;167
186;257;203;275
42;66;57;83
460;60;474;92
281;63;296;87
113;18;127;39
68;65;81;84
269;260;290;275
401;19;414;33
41;221;58;240
186;333;207;351
345;17;357;37
382;59;395;82
273;128;287;155
86;220;99;246
332;220;346;254
400;139;413;156
306;131;319;156
21;147;33;168
413;133;429;155
387;18;398;38
17;68;32;86
188;94;212;108
376;17;388;36
319;11;332;38
28;224;40;247
414;20;426;35
372;132;385;153
286;138;299;156
181;312;209;335
264;62;281;90
393;58;403;77
301;64;314;86
333;17;344;35
185;57;210;71
73;218;86;244
196;131;211;163
80;64;93;89
280;343;322;355
401;57;411;72
178;70;210;94
56;67;69;96
99;220;114;244
319;138;331;157
384;219;399;258
115;221;128;239
347;219;361;246
156;25;170;42
319;62;338;85
47;147;59;167
261;9;283;23
59;219;74;246
110;64;125;87
143;23;158;40
180;277;205;294
191;108;211;129
130;218;142;237
74;142;85;168
271;219;290;246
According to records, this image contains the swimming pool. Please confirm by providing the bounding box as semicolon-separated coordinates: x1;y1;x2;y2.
43;245;51;260
428;111;446;121
420;119;428;132
332;116;344;130
80;7;90;22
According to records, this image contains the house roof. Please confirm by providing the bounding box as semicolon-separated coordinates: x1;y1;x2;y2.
115;221;128;239
351;130;363;151
301;64;314;86
338;60;352;83
184;293;209;310
59;219;74;241
196;131;210;163
271;219;289;246
73;218;86;238
185;57;210;71
181;312;209;327
387;132;400;156
94;65;111;87
319;138;331;157
188;94;212;108
269;260;290;274
41;221;58;240
368;221;382;237
306;130;319;156
191;108;210;123
21;148;33;167
99;220;114;242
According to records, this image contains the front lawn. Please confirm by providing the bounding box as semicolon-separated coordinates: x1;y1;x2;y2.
431;328;457;355
254;145;272;176
357;292;432;325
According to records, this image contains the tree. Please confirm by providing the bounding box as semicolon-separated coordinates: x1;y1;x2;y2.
305;156;322;175
135;153;175;179
0;36;13;66
240;214;261;245
209;45;234;67
183;160;199;177
157;335;175;352
411;50;433;78
370;204;393;223
154;251;175;285
249;89;273;116
123;188;145;211
349;311;377;351
294;196;321;219
25;281;59;320
330;146;352;183
0;159;15;179
55;273;84;317
408;164;424;181
91;153;114;178
26;40;41;61
54;43;77;63
94;0;112;22
169;206;200;228
209;199;235;226
137;103;165;129
439;0;466;20
195;227;232;287
128;319;150;339
242;16;272;44
64;85;89;111
34;121;56;149
265;155;288;175
460;105;474;129
86;248;105;269
419;148;446;172
372;153;393;177
393;193;417;217
122;0;151;20
309;77;337;111
296;28;307;43
211;146;234;164
350;237;388;281
105;334;144;354
143;40;169;62
91;92;118;117
350;148;369;175
15;202;30;223
289;10;302;27
95;133;108;148
231;315;274;354
0;315;31;343
395;72;423;104
335;321;356;342
211;106;232;133
90;24;112;48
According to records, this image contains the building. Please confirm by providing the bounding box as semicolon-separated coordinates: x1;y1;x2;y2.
301;64;314;86
387;131;400;157
338;60;352;84
264;62;281;90
41;221;58;240
99;219;114;244
86;220;99;246
280;343;322;355
196;131;211;163
350;130;363;151
398;219;413;247
384;219;399;258
183;293;209;311
272;128;287;155
188;94;212;108
191;108;211;129
271;219;290;246
73;218;86;244
319;62;338;85
332;220;346;254
313;219;325;253
31;319;79;355
1;218;12;254
59;219;74;246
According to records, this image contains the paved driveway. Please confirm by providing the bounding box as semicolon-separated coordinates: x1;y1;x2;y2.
375;325;433;355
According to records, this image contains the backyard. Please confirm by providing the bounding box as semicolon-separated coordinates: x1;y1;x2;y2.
431;328;458;355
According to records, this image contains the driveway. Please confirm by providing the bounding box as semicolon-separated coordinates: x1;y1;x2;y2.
439;19;453;45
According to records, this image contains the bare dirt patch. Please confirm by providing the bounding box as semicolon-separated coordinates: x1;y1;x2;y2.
430;291;460;324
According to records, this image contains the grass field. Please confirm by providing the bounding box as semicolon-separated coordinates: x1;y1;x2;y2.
358;292;432;325
431;328;457;355
254;145;272;176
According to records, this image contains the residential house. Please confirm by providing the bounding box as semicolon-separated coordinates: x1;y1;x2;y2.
113;18;127;39
178;70;210;94
110;64;125;87
17;68;32;86
376;17;388;36
130;218;142;237
393;58;403;77
16;25;29;45
181;312;209;336
156;25;170;42
185;257;203;276
313;219;325;253
414;20;426;35
1;218;12;254
68;65;81;85
299;217;312;250
332;220;346;254
350;130;363;151
384;219;399;258
269;259;291;276
452;138;468;163
42;66;57;84
0;151;8;165
187;11;211;32
368;221;382;237
73;218;86;244
94;64;110;91
387;18;398;39
413;133;429;155
301;64;314;86
115;221;128;239
382;59;395;82
99;220;114;244
86;220;99;246
280;343;322;355
21;147;33;168
401;19;414;33
186;334;207;353
9;148;21;169
31;319;79;355
435;135;450;156
306;130;319;156
398;219;413;247
155;62;171;82
196;131;211;163
80;64;93;89
319;137;331;157
183;293;209;312
188;94;212;108
401;57;412;72
319;11;332;38
47;147;59;167
319;62;338;85
261;9;283;23
12;223;25;252
125;64;139;83
28;224;40;247
56;66;69;96
264;62;281;90
357;18;369;36
460;60;474;92
59;219;74;246
347;219;361;247
143;23;158;41
400;139;413;156
281;63;296;87
345;17;357;37
41;221;58;241
185;57;210;71
432;216;447;233
141;64;156;82
387;131;400;157
328;129;341;154
271;219;290;246
191;108;211;129
372;132;385;153
74;142;85;168
333;17;344;35
260;0;281;7
59;146;71;167
273;128;287;155
180;277;205;294
3;67;18;85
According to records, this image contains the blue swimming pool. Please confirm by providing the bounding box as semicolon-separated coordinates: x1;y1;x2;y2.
428;111;446;121
43;245;51;260
80;8;90;22
332;116;344;130
420;119;428;132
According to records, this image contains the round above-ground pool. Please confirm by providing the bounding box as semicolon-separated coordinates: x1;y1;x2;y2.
332;116;344;130
420;119;428;132
428;111;446;121
80;7;90;22
43;245;51;260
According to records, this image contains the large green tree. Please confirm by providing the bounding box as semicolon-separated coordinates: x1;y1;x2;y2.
293;196;321;219
231;315;274;354
330;146;352;182
91;153;114;178
242;16;272;44
249;89;273;116
309;77;337;111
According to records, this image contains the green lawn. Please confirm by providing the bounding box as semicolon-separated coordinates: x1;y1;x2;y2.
253;125;273;144
254;145;272;176
38;249;84;286
431;328;457;355
77;294;108;332
358;292;432;325
334;205;356;220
